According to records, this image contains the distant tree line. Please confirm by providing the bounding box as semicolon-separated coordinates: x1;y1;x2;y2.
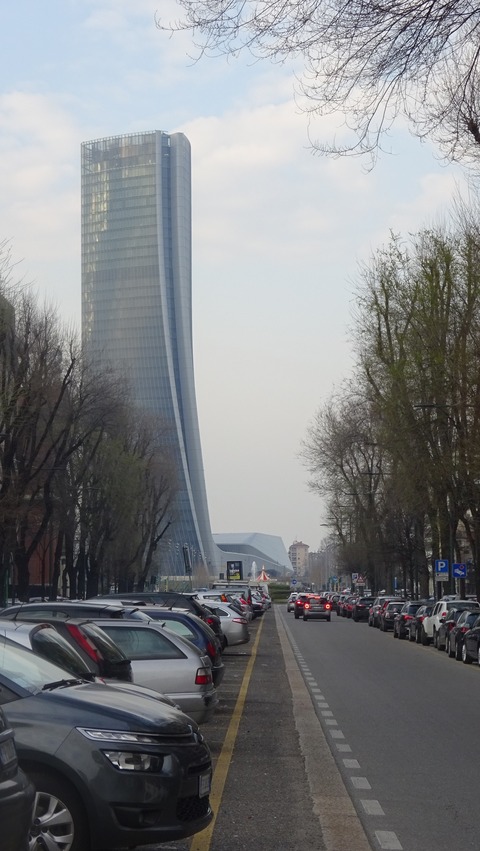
0;246;177;606
302;198;480;598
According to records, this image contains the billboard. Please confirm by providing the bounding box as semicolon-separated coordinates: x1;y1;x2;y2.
227;561;243;581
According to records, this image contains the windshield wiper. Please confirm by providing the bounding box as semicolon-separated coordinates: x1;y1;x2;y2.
42;678;85;691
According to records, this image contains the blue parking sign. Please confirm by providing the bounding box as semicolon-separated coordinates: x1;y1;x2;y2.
452;563;467;579
435;559;449;580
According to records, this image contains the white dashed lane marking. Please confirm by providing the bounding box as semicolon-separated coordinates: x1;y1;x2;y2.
292;656;403;850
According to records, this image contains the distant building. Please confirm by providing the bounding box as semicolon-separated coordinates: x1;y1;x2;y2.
213;533;293;579
289;540;309;576
81;131;220;576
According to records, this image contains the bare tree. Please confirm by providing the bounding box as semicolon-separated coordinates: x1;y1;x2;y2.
161;0;480;163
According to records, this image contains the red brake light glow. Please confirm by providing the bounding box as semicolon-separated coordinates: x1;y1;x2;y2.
304;603;310;609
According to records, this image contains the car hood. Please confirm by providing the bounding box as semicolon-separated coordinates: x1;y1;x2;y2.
9;681;199;735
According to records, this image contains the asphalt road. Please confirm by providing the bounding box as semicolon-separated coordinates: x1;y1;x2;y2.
280;606;480;851
131;602;480;851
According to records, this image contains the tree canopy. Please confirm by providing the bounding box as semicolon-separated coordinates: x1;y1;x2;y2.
162;0;480;163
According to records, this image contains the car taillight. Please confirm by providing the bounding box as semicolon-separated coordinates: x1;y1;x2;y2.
65;623;101;664
441;612;447;618
404;615;413;620
326;603;331;610
232;617;247;624
195;667;212;685
206;641;216;660
304;603;310;609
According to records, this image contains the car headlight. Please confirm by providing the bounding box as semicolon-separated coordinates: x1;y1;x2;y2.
103;751;164;772
77;728;162;745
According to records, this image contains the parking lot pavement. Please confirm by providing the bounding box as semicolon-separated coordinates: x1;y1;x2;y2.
135;608;325;851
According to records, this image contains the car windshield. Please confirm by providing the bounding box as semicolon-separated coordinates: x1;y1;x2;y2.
0;638;76;693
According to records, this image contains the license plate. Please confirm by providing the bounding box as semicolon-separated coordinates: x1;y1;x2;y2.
0;737;16;768
198;770;211;798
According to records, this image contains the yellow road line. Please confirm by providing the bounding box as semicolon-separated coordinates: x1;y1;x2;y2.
189;617;265;851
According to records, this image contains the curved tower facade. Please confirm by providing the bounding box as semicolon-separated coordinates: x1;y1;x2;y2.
81;131;219;576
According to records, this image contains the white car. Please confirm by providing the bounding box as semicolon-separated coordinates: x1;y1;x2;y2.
287;593;298;612
421;599;480;645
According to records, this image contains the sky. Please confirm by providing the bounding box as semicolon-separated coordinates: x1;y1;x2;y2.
0;0;470;554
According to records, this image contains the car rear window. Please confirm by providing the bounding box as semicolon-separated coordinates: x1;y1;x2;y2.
101;625;187;660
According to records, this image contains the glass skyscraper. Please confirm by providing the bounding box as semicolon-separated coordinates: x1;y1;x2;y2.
81;131;219;576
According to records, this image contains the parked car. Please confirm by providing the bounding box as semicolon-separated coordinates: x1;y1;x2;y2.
461;614;480;664
89;592;226;645
408;603;434;643
368;596;398;628
352;597;373;622
0;636;213;850
422;599;480;646
286;593;298;612
195;590;252;621
393;601;425;639
0;705;35;851
199;602;250;647
0;600;134;620
91;618;219;723
0;619;183;710
378;600;406;632
342;596;358;618
434;606;473;650
0;612;134;681
446;609;480;660
130;606;225;686
302;596;332;622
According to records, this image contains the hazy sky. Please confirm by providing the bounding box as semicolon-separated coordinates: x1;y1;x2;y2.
0;0;469;553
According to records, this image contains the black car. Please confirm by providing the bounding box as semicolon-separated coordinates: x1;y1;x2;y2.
0;636;213;850
293;594;312;619
0;600;132;620
0;610;134;682
461;614;480;664
378;600;406;632
408;603;434;643
0;705;35;851
435;606;476;651
352;597;373;622
446;609;480;660
393;601;425;639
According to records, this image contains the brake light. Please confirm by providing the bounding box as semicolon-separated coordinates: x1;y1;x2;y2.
325;603;331;610
441;612;447;618
65;623;100;664
304;603;310;609
404;615;413;620
206;641;216;660
195;667;212;685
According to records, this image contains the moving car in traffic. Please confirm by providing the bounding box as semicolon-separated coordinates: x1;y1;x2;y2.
302;596;332;622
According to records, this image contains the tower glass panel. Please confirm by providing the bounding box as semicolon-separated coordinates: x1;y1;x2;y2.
81;131;218;576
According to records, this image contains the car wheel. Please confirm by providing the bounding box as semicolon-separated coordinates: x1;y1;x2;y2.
393;626;398;638
446;637;455;658
327;616;331;622
462;643;473;664
28;770;89;851
455;640;462;661
294;613;299;619
421;627;430;646
303;615;307;621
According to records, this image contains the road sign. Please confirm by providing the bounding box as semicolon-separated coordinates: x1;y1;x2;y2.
352;572;358;581
435;559;449;581
452;563;467;579
291;579;297;585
